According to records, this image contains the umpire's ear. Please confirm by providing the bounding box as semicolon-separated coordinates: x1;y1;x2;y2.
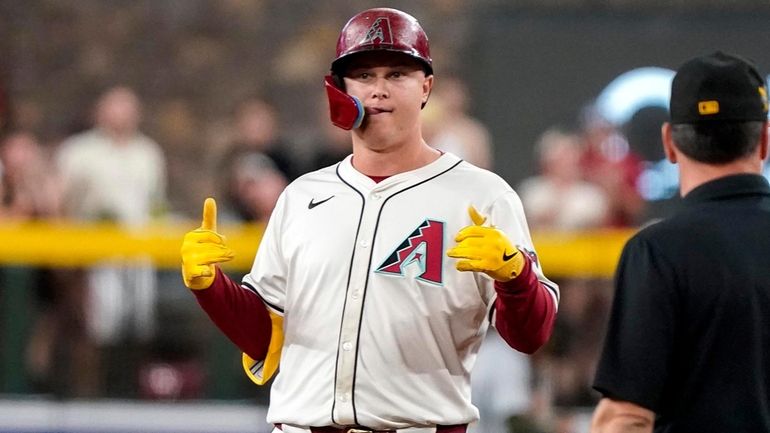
759;121;769;161
661;122;677;164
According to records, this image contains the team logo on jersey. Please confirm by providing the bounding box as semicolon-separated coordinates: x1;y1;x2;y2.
361;17;393;46
376;219;444;285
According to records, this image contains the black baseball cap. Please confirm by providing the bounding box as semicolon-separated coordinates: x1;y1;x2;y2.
669;51;769;124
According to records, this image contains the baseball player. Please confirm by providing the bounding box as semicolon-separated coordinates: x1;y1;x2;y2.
181;8;558;432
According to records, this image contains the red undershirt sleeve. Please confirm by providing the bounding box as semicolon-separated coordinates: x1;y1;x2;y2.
493;255;557;354
192;267;272;361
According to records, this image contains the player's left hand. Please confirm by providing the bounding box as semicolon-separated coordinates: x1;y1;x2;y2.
446;206;525;282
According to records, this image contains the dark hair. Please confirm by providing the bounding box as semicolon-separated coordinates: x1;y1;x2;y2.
670;121;764;164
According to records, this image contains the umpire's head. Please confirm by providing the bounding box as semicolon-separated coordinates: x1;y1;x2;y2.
663;51;769;165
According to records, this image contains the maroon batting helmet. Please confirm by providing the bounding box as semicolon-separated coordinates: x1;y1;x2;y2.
331;8;432;76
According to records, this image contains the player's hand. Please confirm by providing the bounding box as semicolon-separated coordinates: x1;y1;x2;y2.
181;198;235;290
446;206;525;282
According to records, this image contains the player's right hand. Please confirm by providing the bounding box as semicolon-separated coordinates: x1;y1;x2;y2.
446;206;525;282
181;198;235;290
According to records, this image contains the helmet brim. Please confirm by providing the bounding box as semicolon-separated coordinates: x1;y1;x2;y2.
331;47;433;77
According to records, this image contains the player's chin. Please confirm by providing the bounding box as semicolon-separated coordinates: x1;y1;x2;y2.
360;129;401;151
359;116;392;135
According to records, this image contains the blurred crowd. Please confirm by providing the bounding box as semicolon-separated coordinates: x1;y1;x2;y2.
0;3;700;433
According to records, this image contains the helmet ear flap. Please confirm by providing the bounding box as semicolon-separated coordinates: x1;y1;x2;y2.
324;75;364;130
331;73;345;91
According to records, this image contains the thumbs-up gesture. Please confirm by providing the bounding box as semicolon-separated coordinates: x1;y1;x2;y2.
446;206;525;282
181;198;235;290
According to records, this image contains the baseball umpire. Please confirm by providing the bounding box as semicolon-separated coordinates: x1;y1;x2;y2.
591;51;770;432
181;8;558;432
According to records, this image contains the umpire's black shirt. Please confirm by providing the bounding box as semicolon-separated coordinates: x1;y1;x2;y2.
594;173;770;433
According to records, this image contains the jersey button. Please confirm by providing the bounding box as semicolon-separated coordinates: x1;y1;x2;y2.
339;393;349;402
372;193;381;200
360;240;369;248
342;341;353;351
351;291;360;300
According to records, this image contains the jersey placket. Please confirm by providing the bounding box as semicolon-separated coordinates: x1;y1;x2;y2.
332;187;385;424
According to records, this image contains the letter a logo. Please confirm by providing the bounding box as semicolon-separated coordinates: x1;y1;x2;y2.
376;219;444;285
361;17;393;46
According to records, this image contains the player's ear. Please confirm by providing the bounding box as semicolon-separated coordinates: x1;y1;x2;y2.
421;74;434;107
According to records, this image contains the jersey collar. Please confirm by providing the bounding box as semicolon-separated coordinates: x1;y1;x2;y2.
337;152;462;193
683;173;770;205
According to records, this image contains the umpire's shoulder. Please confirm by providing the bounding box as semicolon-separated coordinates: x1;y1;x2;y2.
634;207;696;242
622;213;691;262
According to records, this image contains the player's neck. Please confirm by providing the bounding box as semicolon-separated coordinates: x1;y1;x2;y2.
351;137;441;177
678;155;764;196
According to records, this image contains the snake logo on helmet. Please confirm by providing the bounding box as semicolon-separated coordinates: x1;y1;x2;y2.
361;17;393;46
325;8;433;130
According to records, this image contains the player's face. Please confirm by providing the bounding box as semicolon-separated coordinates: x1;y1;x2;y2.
342;52;433;148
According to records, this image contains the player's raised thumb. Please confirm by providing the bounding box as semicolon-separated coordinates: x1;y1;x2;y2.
468;205;487;226
201;197;218;232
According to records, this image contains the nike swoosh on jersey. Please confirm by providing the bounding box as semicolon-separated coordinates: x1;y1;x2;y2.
502;250;518;261
308;195;335;209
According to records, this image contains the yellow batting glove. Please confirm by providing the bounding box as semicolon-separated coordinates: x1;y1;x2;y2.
181;198;235;290
446;206;526;282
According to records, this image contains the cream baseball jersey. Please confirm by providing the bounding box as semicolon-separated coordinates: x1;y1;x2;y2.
241;152;558;428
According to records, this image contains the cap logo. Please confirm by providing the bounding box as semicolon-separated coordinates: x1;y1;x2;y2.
698;100;720;116
759;86;769;112
361;17;393;46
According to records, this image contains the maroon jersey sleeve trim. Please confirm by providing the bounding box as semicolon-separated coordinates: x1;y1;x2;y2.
493;256;557;354
193;267;272;361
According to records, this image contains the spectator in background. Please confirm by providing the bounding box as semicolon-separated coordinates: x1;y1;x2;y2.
579;108;645;227
519;129;609;231
0;160;4;215
624;106;683;222
424;75;493;169
56;86;168;397
220;151;287;224
518;128;612;432
208;150;288;405
220;97;299;182
0;77;9;134
0;131;65;392
305;97;353;173
0;132;61;219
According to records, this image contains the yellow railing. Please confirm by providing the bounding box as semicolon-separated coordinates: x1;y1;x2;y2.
0;221;264;271
0;222;636;278
533;229;634;278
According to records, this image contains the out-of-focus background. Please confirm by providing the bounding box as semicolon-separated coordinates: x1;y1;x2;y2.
0;1;768;432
